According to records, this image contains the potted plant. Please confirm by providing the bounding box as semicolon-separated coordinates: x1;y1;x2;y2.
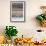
5;26;18;43
36;6;46;27
36;14;46;27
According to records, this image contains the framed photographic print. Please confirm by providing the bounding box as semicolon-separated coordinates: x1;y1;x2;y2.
10;1;25;22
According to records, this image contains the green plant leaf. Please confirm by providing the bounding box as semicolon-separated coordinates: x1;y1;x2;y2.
36;15;44;21
5;26;18;39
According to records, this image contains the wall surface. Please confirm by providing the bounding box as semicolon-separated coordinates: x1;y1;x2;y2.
0;0;46;41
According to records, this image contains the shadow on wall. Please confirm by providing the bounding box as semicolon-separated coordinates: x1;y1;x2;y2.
30;16;40;27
